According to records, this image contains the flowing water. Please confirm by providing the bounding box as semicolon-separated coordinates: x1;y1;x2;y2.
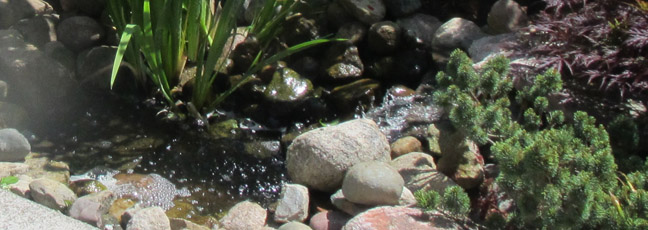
26;93;287;219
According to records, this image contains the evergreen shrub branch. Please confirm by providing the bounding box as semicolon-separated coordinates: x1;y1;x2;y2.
429;49;648;229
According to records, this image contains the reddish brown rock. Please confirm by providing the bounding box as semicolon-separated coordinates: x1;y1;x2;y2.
341;206;464;230
309;211;350;230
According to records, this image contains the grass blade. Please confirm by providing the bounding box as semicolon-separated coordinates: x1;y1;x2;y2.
110;24;138;89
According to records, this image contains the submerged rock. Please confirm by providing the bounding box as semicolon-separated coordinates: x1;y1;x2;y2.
329;79;381;113
323;43;364;81
56;16;104;52
338;0;386;24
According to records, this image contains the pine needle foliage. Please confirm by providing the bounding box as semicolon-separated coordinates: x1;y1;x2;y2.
433;49;648;229
414;185;471;218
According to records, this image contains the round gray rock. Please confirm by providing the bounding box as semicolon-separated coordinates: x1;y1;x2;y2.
338;0;386;25
56;16;104;52
286;119;390;192
487;0;528;34
433;17;486;51
341;161;404;205
0;128;31;162
367;21;401;55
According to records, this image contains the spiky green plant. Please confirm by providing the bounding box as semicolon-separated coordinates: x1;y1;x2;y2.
107;0;337;114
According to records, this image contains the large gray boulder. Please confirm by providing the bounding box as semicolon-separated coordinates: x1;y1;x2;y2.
286;119;390;192
0;128;31;162
341;161;404;205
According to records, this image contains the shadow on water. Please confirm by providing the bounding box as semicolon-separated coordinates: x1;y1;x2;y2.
26;92;287;216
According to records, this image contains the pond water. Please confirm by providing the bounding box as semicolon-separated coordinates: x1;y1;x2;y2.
26;93;287;219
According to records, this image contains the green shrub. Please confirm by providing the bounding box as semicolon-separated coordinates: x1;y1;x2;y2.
433;49;648;229
414;185;471;218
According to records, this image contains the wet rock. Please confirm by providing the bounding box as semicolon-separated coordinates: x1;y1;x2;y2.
336;21;367;45
309;211;349;230
366;56;396;80
436;132;485;190
11;15;58;47
43;41;76;72
286;119;390;192
383;0;421;17
342;207;462;230
394;47;429;82
274;183;309;223
23;153;70;183
396;13;441;49
342;161;404;206
367;21;401;55
487;0;528;34
56;16;104;52
329;79;380;113
0;29;77;116
242;0;265;24
9;174;32;198
326;2;355;28
60;0;106;16
338;0;385;24
390;152;457;194
468;33;516;63
278;222;312;230
70;180;107;196
432;17;486;52
70;190;114;227
231;35;259;74
263;67;313;114
0;162;29;177
108;173;190;210
0;0;53;29
126;206;171;230
169;218;210;230
390;136;422;158
243;140;281;159
330;189;371;216
107;198;136;225
76;45;135;93
29;178;77;211
283;15;321;46
323;43;364;81
219;201;267;230
0;128;31;162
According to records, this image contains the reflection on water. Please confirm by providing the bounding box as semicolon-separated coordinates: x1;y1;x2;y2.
27;93;287;216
